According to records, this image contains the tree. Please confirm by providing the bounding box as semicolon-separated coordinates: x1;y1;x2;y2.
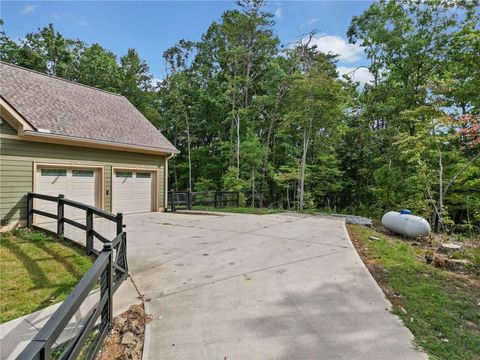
282;52;343;211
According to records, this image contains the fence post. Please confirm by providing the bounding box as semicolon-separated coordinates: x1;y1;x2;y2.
116;213;124;235
27;193;33;228
57;194;65;237
214;192;218;208
86;208;93;254
236;192;240;207
170;190;176;212
100;242;113;326
187;190;192;210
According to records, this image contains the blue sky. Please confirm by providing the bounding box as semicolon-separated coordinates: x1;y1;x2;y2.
1;1;373;83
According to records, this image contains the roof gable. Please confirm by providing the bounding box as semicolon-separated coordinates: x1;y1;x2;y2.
0;62;178;154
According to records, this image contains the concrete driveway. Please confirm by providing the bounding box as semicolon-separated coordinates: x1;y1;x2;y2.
124;212;426;360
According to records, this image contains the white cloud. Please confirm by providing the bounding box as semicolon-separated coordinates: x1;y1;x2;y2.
20;5;36;14
50;13;88;26
309;34;363;63
75;16;88;27
149;77;161;88
300;17;319;29
337;66;374;86
274;7;282;19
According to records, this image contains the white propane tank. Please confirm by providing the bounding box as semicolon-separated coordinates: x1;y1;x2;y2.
381;211;431;238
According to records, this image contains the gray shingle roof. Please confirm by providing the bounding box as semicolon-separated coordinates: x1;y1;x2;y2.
0;62;178;153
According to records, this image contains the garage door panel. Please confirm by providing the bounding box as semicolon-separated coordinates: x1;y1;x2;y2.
113;170;154;214
36;167;99;223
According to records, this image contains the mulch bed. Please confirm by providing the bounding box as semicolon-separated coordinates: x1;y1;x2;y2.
97;304;151;360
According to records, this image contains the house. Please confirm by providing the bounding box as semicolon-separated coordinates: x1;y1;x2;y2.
0;61;178;231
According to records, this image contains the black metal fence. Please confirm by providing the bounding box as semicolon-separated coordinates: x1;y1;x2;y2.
18;192;128;360
168;190;240;212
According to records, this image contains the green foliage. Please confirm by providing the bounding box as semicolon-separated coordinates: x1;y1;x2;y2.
348;224;480;359
1;0;478;234
194;178;216;192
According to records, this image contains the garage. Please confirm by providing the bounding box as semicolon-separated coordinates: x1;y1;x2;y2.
1;62;178;231
35;166;101;220
112;169;156;214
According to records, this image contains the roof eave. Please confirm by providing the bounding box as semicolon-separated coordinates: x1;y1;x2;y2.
22;130;180;155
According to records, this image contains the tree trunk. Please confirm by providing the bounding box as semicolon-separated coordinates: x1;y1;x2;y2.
286;186;290;210
437;149;443;232
185;111;192;191
236;113;240;177
251;165;255;207
299;121;311;212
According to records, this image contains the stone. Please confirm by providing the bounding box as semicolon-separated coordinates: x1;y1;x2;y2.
121;332;135;345
368;236;381;241
116;317;126;329
444;258;472;271
438;243;462;253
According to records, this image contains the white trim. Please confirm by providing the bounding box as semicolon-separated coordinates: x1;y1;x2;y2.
23;131;179;155
0;97;35;134
164;154;175;211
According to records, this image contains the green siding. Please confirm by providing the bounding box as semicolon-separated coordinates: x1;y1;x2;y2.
0;136;166;225
0;118;18;135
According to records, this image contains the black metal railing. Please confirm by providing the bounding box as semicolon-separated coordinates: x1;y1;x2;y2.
18;192;129;360
168;190;240;212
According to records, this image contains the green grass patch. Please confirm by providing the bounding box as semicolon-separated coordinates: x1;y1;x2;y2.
347;225;480;359
0;228;94;323
190;206;285;215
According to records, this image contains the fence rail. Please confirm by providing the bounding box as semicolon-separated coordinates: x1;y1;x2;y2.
168;190;240;212
18;192;128;360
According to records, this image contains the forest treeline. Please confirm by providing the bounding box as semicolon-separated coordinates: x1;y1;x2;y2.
1;0;479;234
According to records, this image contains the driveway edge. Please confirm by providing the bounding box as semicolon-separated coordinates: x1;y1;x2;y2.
342;220;428;358
341;220;392;310
142;300;152;360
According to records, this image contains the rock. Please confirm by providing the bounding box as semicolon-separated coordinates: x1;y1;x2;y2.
121;332;135;345
131;320;141;334
116;317;126;329
344;215;373;226
444;258;472;271
438;243;462;253
368;236;381;241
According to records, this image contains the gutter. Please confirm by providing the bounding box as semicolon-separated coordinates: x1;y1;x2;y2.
22;130;180;155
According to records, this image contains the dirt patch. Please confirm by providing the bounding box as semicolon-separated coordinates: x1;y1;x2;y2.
97;304;151;360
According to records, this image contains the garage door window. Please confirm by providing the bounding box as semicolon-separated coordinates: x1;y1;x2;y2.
41;169;66;176
72;170;94;177
116;172;132;178
136;172;151;178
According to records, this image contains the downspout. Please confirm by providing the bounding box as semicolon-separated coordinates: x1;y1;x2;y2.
164;153;175;211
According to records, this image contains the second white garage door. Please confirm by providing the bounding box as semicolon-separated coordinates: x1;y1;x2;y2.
113;170;155;214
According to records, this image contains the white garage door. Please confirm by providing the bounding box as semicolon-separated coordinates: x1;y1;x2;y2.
36;167;99;221
113;170;154;214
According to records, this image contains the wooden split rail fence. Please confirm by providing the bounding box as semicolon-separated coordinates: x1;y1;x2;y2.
168;190;240;212
18;192;128;360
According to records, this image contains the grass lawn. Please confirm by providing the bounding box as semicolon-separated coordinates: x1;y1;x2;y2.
0;228;94;323
191;206;285;215
347;224;480;360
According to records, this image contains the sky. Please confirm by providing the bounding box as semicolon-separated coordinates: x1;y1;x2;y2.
1;1;374;84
